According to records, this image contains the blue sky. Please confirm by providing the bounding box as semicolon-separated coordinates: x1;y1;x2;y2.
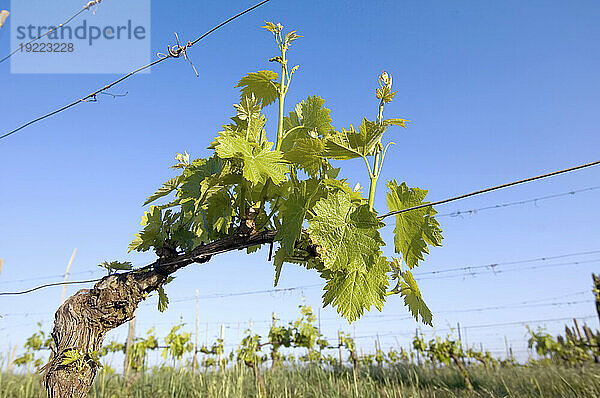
1;0;599;365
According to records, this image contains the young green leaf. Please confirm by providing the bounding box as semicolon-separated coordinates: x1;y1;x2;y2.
398;269;433;326
360;118;386;155
307;191;385;273
128;206;168;253
273;247;286;286
323;118;385;160
144;175;183;206
275;191;308;256
282;138;325;176
383;118;409;128
98;261;133;273
262;21;283;35
235;70;280;107
275;179;323;256
323;127;365;160
214;135;252;159
157;286;169;313
240;145;288;186
387;180;443;269
322;178;363;202
294;96;333;136
280;96;333;153
214;136;288;186
60;349;83;366
322;255;390;322
233;95;262;121
283;30;302;49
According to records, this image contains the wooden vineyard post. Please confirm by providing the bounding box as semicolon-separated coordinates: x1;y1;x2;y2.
593;274;600;326
123;309;137;378
61;248;77;305
415;329;421;366
318;308;322;356
374;340;379;368
220;324;225;371
338;330;343;366
204;323;209;375
582;324;599;363
193;289;199;374
573;318;584;340
271;312;278;369
6;345;17;373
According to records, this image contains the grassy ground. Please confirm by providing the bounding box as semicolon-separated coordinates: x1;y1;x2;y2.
1;363;599;397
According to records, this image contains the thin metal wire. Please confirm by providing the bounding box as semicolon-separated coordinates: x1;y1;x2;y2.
413;249;600;277
350;315;597;339
0;0;271;141
0;1;104;65
0;278;102;296
378;160;600;220
416;258;600;281
437;185;600;218
2;186;597;286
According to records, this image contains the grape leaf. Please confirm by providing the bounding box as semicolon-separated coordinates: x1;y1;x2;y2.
60;349;83;366
322;255;390;322
283;30;302;50
294;96;333;136
214;135;288;186
275;191;307;255
398;269;432;326
322;178;363;202
387;180;443;269
307;191;384;273
240;145;288;186
144;175;183;206
262;21;278;34
235;70;280;107
248;114;267;143
273;246;286;286
128;206;169;252
360;118;386;155
323;126;364;160
178;156;224;202
214;135;251;159
280;96;333;153
282;137;325;176
98;261;133;273
275;179;323;256
383;118;409;128
157;286;169;312
170;226;197;253
234;95;262;121
203;190;235;236
323;118;385;160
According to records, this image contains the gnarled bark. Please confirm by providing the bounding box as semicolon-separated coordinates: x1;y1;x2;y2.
42;230;277;398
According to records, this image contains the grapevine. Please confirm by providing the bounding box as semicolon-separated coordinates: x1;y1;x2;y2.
41;21;443;397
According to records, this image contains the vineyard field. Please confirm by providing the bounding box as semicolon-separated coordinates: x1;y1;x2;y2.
2;2;600;398
2;363;600;397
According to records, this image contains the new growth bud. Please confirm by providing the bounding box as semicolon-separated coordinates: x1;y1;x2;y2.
376;70;397;104
0;10;9;30
379;70;392;90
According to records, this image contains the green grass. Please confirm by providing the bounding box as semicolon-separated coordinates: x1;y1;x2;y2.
1;363;600;397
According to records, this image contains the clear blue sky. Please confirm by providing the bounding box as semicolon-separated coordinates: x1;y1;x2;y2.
1;0;599;365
